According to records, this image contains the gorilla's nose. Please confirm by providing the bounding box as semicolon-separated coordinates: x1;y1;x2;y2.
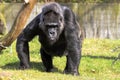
49;31;56;37
50;31;55;35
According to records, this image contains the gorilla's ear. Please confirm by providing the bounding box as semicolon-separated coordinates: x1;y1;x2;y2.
63;7;73;22
39;13;44;26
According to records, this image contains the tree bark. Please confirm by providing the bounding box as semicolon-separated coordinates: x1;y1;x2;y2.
0;0;37;51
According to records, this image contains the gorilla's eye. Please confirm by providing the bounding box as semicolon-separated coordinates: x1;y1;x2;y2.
46;25;58;28
60;17;63;22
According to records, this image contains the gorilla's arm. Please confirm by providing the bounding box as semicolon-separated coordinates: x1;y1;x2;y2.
63;7;81;75
16;15;40;69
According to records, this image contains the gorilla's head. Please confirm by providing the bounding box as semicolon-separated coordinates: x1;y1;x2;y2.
39;2;64;43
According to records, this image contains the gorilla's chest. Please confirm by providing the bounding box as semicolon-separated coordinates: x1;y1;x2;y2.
39;36;67;56
44;43;67;56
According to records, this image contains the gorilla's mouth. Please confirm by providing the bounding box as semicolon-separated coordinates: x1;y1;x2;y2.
49;36;56;41
50;37;55;40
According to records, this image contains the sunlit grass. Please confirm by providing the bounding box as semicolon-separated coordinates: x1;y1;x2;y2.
0;38;120;80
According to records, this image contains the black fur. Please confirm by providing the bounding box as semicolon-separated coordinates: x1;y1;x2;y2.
16;2;82;76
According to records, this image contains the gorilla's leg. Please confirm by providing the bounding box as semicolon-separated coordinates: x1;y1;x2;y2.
16;40;30;69
64;52;80;76
40;48;53;72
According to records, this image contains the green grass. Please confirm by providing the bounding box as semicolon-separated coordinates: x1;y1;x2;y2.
0;37;120;80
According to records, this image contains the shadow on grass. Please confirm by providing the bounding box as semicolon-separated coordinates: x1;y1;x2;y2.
0;61;62;73
82;55;116;60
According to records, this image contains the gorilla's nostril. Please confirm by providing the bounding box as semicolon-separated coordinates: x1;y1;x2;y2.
50;32;55;35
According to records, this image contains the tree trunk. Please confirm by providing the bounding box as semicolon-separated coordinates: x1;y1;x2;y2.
0;0;37;51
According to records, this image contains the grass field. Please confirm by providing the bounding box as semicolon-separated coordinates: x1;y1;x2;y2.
0;37;120;80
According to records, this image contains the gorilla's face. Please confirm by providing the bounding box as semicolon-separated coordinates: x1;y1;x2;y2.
41;10;64;42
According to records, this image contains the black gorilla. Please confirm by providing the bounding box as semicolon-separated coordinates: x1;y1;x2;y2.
16;2;82;75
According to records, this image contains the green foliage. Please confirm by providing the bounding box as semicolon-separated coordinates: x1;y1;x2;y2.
0;13;6;27
0;38;120;80
0;12;6;36
0;3;5;22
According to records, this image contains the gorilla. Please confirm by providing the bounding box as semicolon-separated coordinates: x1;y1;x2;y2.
16;2;82;76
